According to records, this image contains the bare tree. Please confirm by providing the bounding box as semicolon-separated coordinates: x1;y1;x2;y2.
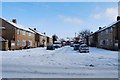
78;29;91;45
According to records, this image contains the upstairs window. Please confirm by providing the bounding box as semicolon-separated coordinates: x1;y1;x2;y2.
17;29;20;35
106;29;108;34
110;28;113;32
22;31;26;35
28;32;31;36
100;32;103;36
0;30;2;36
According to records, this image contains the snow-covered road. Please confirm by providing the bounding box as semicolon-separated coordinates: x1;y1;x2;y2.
0;46;118;78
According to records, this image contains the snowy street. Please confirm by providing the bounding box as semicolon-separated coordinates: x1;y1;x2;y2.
0;46;118;78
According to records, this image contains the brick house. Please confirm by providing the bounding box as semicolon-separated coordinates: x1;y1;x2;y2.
97;21;120;50
0;17;35;50
89;32;98;47
89;17;120;50
40;35;53;47
46;35;53;46
29;28;46;47
29;28;53;47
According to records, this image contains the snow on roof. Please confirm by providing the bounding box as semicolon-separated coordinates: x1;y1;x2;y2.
28;28;52;38
8;21;34;33
28;28;46;36
1;17;34;33
96;20;120;33
0;36;6;41
1;17;52;38
89;20;120;37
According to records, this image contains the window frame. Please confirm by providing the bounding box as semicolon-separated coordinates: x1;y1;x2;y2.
17;40;20;46
22;30;26;35
22;40;26;46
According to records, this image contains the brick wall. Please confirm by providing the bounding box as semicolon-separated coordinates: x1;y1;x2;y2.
15;28;35;49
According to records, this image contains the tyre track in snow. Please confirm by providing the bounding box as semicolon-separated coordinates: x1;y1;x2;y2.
2;46;118;78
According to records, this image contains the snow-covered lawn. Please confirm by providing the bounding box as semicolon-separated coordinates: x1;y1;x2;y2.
0;46;118;78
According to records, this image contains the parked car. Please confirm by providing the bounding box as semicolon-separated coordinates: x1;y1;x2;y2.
74;44;80;50
53;44;61;48
79;44;89;53
23;45;31;49
46;44;55;50
70;44;74;47
39;44;44;47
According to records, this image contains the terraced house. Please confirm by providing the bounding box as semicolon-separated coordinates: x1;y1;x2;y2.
89;16;120;50
0;17;35;50
29;28;53;47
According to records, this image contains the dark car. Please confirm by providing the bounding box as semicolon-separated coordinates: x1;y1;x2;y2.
39;44;44;47
70;44;74;47
47;44;55;50
74;44;80;50
53;44;61;48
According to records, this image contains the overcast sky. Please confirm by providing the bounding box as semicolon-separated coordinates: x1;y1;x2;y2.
2;2;118;39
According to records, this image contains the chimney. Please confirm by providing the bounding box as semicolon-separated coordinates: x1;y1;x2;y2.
117;16;120;21
34;28;36;31
12;19;17;24
43;32;46;35
99;27;102;30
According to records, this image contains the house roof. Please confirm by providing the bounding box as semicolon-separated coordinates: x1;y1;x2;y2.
0;36;6;41
1;17;35;33
89;20;120;37
96;20;120;33
28;28;52;38
1;17;52;38
28;28;46;36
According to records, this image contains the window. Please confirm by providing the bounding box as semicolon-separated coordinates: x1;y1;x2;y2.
0;30;2;36
100;40;103;45
28;40;32;46
22;40;26;46
17;40;20;46
17;29;20;35
106;29;108;34
28;32;31;36
22;31;26;35
100;32;103;36
106;39;109;45
110;28;113;32
110;40;112;44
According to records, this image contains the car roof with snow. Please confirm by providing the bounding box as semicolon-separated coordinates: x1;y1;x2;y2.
80;44;88;46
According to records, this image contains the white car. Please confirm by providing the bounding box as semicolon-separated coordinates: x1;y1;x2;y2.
79;44;89;53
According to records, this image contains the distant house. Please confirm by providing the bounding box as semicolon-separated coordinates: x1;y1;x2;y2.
0;17;35;50
46;36;53;46
29;28;53;47
89;17;120;50
40;35;53;47
89;32;98;47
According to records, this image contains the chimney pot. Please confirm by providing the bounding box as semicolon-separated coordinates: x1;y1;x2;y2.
99;27;102;30
34;28;36;31
117;16;120;21
12;19;17;24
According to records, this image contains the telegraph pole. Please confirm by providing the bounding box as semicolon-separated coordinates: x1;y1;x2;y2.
75;32;76;37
